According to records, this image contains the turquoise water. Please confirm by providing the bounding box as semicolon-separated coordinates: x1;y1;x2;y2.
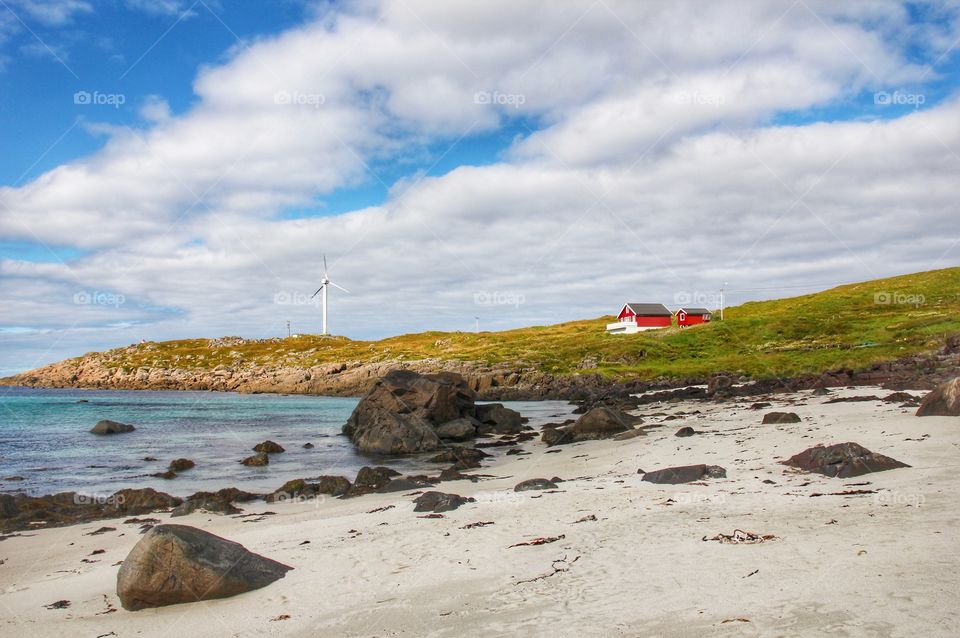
0;387;575;498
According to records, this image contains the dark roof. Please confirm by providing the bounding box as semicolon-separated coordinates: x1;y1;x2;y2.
677;307;711;315
624;303;672;317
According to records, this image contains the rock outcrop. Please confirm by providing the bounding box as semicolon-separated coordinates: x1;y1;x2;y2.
116;524;292;610
342;370;483;454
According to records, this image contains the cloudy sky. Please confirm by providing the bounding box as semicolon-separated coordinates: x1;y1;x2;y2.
0;0;958;375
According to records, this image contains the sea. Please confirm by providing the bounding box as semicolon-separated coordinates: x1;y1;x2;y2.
0;386;576;498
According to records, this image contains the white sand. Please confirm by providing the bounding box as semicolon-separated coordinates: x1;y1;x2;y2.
2;386;958;637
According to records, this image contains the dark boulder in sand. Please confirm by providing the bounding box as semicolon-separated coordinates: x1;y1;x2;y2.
641;464;727;484
514;478;558;492
240;453;269;467
302;442;314;449
169;459;195;472
916;378;960;416
267;476;350;502
542;407;636;446
253;440;285;454
90;419;135;435
674;426;697;437
413;491;475;513
475;403;524;434
762;412;801;424
343;370;479;454
781;442;910;478
116;524;292;611
354;466;401;489
428;446;490;466
171;491;242;517
377;477;432;493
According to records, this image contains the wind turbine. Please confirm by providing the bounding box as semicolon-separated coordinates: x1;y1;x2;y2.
311;255;349;335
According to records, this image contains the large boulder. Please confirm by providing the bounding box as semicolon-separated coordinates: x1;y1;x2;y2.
474;403;523;434
116;524;292;610
343;370;478;454
641;465;727;484
90;419;135;435
349;408;442;455
781;442;910;478
916;378;960;416
435;417;479;441
542;407;636;445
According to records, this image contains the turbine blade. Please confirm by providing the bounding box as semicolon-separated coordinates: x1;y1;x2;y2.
329;282;350;293
323;254;328;276
310;284;326;298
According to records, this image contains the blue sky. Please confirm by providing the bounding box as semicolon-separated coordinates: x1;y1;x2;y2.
1;0;959;374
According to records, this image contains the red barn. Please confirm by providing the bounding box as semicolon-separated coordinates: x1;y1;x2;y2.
607;303;673;334
676;307;712;327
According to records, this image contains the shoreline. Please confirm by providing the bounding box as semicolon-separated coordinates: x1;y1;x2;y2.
2;385;957;636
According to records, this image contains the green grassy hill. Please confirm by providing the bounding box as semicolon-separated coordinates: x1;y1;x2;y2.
93;267;960;382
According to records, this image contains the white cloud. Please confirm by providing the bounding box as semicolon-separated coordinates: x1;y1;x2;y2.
7;0;92;26
1;0;959;372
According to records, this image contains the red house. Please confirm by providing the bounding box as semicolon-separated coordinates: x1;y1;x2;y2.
607;303;673;334
676;307;712;327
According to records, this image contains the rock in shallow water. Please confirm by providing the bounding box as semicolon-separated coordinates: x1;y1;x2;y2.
90;419;135;435
240;453;269;467
116;524;292;611
781;442;910;478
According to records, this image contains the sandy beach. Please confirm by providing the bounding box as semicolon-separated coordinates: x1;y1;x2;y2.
2;386;957;637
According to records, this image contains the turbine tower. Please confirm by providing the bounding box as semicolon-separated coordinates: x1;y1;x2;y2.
311;255;349;335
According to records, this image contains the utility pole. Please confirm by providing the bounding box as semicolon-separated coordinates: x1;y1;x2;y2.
720;282;728;320
287;320;291;338
474;316;479;332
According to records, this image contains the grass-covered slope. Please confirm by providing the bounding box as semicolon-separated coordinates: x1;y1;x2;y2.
82;267;960;382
